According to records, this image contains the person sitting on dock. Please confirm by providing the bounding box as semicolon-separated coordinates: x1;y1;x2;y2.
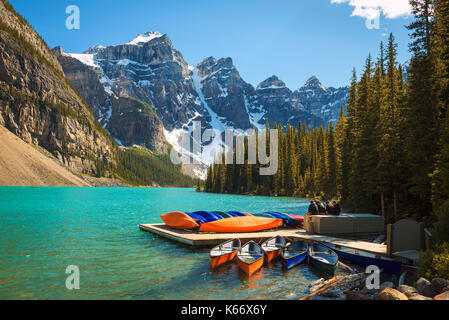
333;200;341;216
326;201;335;215
317;200;326;214
308;200;319;215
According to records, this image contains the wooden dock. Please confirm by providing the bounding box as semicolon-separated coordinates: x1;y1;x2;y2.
139;223;388;256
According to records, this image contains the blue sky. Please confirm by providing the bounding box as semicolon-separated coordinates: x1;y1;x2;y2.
10;0;413;89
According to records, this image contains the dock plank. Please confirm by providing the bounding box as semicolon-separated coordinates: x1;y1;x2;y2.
288;230;387;255
139;223;388;256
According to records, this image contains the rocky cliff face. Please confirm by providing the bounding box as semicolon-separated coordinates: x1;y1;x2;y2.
294;76;348;123
69;32;204;131
54;46;167;153
62;31;344;131
254;75;325;128
0;0;116;174
193;57;253;129
107;96;167;153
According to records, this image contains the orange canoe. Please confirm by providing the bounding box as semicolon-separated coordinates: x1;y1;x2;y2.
160;211;199;230
261;236;286;264
210;239;241;269
199;216;282;233
237;241;264;276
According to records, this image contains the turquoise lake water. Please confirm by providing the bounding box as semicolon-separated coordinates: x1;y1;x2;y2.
0;187;326;300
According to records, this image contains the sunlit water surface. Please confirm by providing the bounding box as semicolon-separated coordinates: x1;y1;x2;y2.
0;187;330;300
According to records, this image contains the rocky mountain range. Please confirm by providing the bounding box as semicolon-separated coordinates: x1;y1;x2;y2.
55;31;348;177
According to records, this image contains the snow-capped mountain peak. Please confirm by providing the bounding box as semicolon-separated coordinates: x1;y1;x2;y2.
55;30;349;180
127;31;164;45
84;45;106;54
256;75;287;90
303;76;327;91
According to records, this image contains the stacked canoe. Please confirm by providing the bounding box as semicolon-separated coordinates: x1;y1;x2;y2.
160;210;304;233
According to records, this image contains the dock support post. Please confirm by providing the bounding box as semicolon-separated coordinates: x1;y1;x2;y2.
386;224;394;256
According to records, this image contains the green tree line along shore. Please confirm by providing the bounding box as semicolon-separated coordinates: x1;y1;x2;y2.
95;147;195;187
205;0;449;279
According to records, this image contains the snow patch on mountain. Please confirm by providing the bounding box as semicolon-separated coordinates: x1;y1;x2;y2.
191;67;232;132
69;53;101;69
127;31;164;45
244;96;265;130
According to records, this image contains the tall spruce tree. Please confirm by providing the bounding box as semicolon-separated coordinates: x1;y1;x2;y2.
341;70;358;205
377;34;406;221
348;55;374;211
405;0;439;216
432;0;449;205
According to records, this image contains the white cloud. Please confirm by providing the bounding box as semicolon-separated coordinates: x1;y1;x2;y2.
331;0;412;20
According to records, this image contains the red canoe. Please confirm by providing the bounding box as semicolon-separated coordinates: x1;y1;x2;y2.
288;214;305;226
199;216;282;233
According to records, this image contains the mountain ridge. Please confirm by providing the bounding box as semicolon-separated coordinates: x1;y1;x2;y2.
56;30;349;178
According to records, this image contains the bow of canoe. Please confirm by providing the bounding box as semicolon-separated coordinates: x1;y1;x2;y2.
210;239;241;269
281;240;309;269
261;236;286;264
237;241;264;276
160;211;200;230
308;242;339;276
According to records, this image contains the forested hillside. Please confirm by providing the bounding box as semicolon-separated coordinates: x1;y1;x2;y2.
112;147;195;187
205;0;449;227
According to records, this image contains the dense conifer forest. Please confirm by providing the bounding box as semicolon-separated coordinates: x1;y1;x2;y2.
205;2;449;274
205;0;449;278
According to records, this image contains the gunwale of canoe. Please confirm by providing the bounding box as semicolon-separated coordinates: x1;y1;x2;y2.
210;239;241;269
210;239;241;257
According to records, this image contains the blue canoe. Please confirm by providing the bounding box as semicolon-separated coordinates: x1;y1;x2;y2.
226;211;247;217
185;212;208;224
268;212;301;227
264;212;298;227
212;211;233;219
324;242;402;274
188;211;222;223
253;213;277;219
281;240;309;270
